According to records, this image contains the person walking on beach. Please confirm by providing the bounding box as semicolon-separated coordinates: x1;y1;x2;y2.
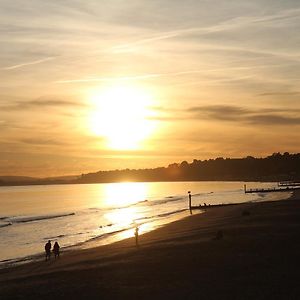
53;241;60;259
45;240;51;261
188;191;192;210
134;226;139;247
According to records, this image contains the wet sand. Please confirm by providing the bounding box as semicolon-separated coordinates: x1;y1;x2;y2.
1;191;300;299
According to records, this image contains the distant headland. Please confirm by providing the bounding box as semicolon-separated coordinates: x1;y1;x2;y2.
1;152;299;186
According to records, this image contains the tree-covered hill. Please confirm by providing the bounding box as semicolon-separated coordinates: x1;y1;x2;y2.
76;152;300;184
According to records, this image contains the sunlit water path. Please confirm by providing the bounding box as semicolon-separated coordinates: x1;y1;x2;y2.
0;181;291;266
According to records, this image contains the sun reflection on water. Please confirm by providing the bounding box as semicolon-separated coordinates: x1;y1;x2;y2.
104;207;140;227
101;182;149;239
86;182;196;247
102;182;148;208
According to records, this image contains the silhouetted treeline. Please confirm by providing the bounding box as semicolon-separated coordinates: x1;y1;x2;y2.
1;153;299;187
76;152;300;184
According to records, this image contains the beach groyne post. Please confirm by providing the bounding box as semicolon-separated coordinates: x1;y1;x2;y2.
188;191;192;210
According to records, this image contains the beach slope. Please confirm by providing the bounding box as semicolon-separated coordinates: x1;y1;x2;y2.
1;193;300;299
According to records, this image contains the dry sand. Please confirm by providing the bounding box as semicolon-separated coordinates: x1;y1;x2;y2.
1;191;300;299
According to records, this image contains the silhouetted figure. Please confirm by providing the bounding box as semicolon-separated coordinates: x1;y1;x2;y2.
188;191;192;210
135;226;139;247
53;241;60;259
45;240;51;261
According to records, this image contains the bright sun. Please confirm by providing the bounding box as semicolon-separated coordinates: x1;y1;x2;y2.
89;84;157;150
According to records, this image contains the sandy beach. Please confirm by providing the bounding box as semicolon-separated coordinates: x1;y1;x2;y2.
1;192;300;300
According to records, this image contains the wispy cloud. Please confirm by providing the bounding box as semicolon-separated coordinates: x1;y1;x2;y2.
1;98;85;111
2;57;55;70
112;8;300;51
55;64;281;85
20;138;64;146
249;114;300;125
55;74;162;84
187;105;300;126
150;105;300;125
258;91;300;97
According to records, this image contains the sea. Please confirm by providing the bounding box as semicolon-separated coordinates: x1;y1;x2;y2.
0;181;292;267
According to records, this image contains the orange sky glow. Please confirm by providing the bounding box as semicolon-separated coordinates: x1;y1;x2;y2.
0;1;300;176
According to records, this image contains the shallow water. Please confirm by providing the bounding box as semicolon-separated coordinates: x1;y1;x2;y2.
0;181;291;265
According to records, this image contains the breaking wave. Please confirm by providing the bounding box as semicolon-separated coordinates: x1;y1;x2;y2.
8;213;75;224
134;208;188;222
0;222;12;228
147;196;185;206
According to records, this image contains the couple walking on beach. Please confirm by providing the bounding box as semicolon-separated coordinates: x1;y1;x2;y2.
45;240;60;261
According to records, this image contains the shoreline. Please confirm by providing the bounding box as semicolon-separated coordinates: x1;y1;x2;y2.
0;208;199;270
0;188;292;270
1;190;300;299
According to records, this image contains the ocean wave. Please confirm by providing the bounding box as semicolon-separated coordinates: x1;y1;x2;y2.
147;196;185;206
79;227;132;245
104;197;183;212
87;207;103;212
44;234;66;240
0;222;12;228
114;199;149;210
95;197;181;212
43;231;89;241
156;208;188;218
9;212;75;224
0;252;44;269
134;208;188;222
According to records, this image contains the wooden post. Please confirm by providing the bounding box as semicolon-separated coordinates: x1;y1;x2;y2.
244;184;246;193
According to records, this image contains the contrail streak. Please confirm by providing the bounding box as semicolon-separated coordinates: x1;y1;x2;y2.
3;57;55;70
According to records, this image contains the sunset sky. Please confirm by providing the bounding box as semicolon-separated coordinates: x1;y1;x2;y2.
1;0;300;177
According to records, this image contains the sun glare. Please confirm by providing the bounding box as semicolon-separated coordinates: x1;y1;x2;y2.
102;182;148;208
102;182;148;226
89;84;157;150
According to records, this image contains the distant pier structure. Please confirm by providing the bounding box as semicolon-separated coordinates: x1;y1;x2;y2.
278;181;300;187
244;183;300;194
